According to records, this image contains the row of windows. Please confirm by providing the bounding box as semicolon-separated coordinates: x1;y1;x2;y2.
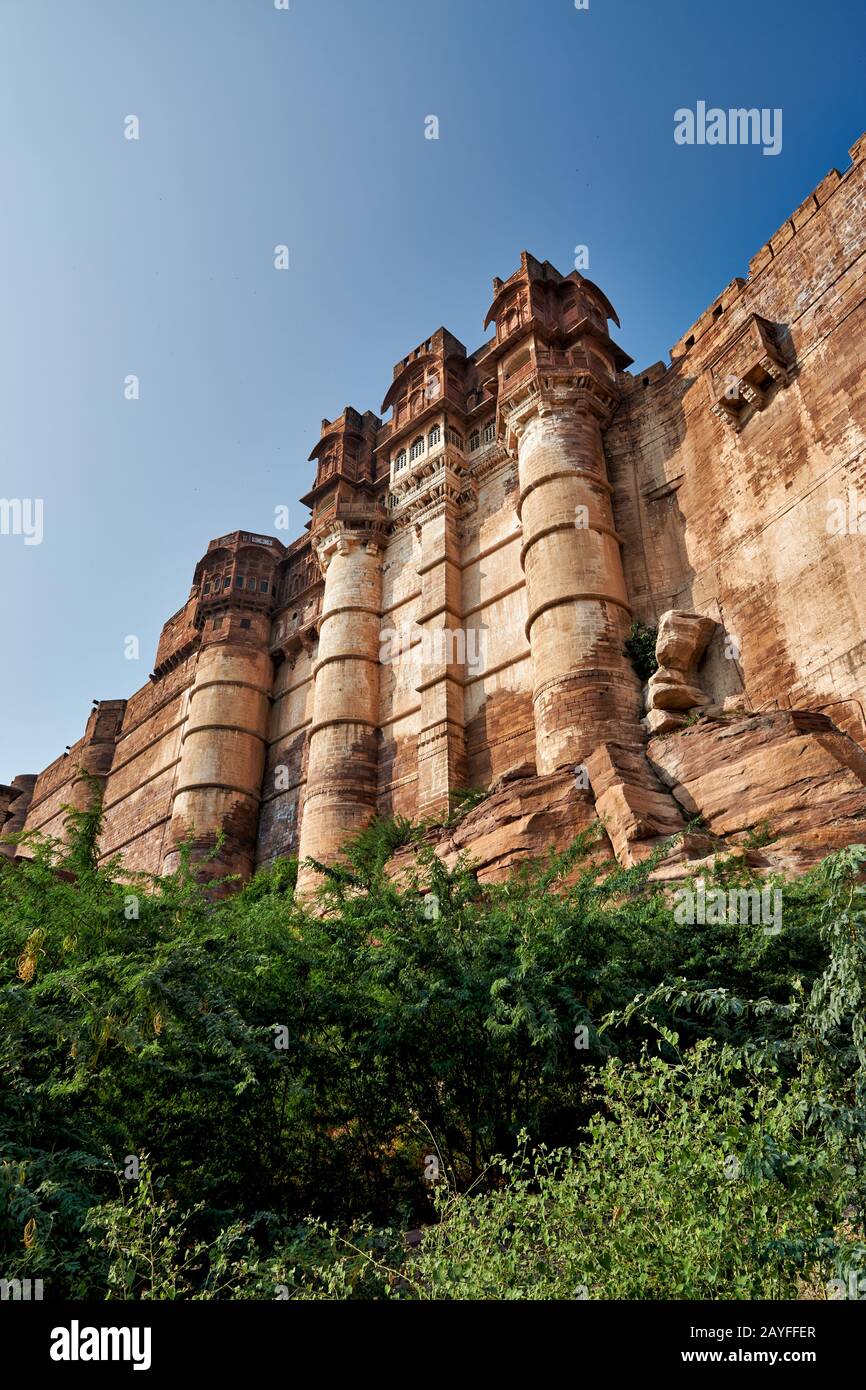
470;422;497;450
203;576;274;596
393;426;466;472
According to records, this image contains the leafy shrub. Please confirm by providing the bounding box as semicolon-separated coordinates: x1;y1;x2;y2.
623;621;659;682
1;787;863;1299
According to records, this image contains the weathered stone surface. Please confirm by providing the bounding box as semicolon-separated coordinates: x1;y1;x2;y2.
608;131;866;758
655;611;717;670
643;709;688;736
646;610;717;714
586;740;686;865
390;770;602;885
648;670;711;711
647;710;866;870
0;777;35;859
488;760;537;794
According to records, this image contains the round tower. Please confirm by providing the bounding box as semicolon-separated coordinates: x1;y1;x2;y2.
161;533;281;886
295;523;383;895
487;255;643;773
0;774;36;859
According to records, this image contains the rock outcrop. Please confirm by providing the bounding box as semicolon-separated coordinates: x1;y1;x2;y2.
647;709;866;874
386;708;866;887
389;766;600;884
643;610;717;736
585;741;686;866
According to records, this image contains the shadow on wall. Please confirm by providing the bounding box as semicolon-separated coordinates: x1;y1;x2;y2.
465;687;535;789
612;317;804;722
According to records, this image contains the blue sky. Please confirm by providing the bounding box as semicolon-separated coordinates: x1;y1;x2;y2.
1;0;864;779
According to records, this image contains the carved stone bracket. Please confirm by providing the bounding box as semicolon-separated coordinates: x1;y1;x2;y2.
705;315;792;430
314;520;383;575
499;368;618;452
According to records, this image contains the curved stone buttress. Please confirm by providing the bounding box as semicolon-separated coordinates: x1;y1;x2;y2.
295;525;383;894
0;774;37;859
488;256;643;773
161;536;279;885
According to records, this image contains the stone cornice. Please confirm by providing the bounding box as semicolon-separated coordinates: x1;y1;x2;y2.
499;367;619;451
314;521;385;574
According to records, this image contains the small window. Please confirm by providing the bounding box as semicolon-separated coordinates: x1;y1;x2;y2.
713;304;724;319
247;577;256;592
240;618;251;630
410;436;425;460
469;431;480;452
235;575;244;589
394;450;406;472
212;616;223;629
203;581;211;595
685;335;695;349
223;577;231;590
428;425;441;447
483;422;495;444
259;580;269;594
446;427;464;450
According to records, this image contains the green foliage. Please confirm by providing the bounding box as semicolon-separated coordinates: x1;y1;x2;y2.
1;800;864;1300
442;788;488;828
387;1042;858;1300
60;770;105;875
623;621;659;682
742;819;777;849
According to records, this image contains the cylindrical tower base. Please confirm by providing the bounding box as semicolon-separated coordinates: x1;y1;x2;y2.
162;617;272;887
296;532;382;896
516;402;642;773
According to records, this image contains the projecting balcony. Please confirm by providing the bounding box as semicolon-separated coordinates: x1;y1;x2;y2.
333;499;387;525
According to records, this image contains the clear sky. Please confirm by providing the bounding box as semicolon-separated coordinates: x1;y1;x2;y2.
1;0;864;780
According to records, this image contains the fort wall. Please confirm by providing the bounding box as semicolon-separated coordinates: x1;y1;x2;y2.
4;130;864;885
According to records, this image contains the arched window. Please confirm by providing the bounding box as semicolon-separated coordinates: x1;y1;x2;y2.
410;436;425;461
394;450;407;472
483;421;496;444
469;431;480;452
428;425;441;447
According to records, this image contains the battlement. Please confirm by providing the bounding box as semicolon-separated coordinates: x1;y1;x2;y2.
665;129;866;367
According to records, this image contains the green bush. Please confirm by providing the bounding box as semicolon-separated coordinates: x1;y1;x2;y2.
1;787;863;1299
623;621;659;682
